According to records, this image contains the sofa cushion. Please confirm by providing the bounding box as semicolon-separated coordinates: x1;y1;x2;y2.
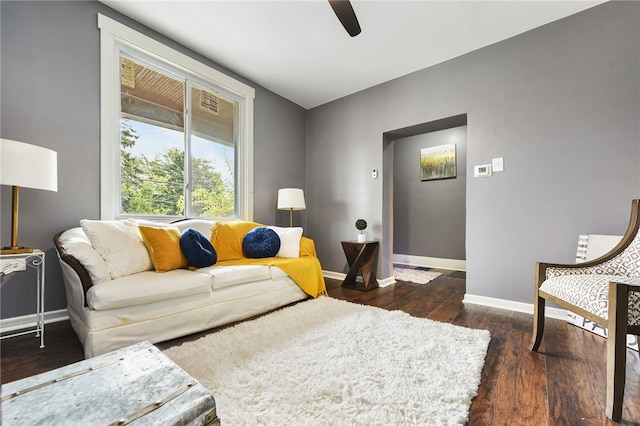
80;219;153;279
243;227;281;258
134;219;172;228
86;270;212;310
197;264;272;290
270;266;288;280
211;221;263;261
181;228;217;268
268;226;303;258
139;226;188;272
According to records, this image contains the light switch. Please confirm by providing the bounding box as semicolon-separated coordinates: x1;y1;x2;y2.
492;157;504;172
372;168;378;179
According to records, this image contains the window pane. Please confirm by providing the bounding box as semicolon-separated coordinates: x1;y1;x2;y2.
189;85;237;218
120;56;186;216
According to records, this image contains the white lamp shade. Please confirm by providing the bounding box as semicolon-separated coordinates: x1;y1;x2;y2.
277;188;306;210
1;138;58;191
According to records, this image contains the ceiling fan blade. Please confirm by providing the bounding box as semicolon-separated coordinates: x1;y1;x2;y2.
328;0;361;37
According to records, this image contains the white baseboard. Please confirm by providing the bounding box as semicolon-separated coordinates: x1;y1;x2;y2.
322;270;396;288
325;268;565;319
393;254;466;271
322;270;345;281
377;276;396;287
0;309;69;333
462;294;567;320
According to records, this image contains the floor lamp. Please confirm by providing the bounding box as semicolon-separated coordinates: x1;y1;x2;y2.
1;138;58;254
277;188;306;227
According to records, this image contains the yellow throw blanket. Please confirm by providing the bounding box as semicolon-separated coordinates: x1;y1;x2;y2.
215;237;327;298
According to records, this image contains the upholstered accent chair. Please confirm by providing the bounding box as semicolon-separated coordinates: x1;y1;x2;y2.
530;199;640;421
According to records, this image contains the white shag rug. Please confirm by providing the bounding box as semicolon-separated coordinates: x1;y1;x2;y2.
164;297;491;425
393;266;443;284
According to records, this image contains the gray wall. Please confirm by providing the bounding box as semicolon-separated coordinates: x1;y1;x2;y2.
0;1;307;318
393;126;467;260
306;1;640;303
2;1;639;319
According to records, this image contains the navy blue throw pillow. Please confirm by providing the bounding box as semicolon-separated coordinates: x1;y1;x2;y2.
243;227;281;258
180;228;217;268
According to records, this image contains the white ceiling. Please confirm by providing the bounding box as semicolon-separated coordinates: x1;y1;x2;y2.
101;0;605;109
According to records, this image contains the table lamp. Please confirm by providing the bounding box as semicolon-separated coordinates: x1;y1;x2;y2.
1;138;58;254
277;188;305;227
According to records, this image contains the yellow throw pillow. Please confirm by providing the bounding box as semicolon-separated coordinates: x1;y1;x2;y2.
211;221;263;261
139;226;188;272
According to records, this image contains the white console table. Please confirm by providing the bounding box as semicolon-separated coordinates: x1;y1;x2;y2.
0;250;45;348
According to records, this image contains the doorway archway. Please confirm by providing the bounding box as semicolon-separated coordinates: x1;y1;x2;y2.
382;114;467;278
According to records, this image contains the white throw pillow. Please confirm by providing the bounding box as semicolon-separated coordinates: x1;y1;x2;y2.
268;226;303;258
80;219;153;279
172;219;216;237
57;227;111;285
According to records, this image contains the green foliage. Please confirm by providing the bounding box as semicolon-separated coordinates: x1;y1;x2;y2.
120;119;234;218
355;219;367;232
120;119;148;214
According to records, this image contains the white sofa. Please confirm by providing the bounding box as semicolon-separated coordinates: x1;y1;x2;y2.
54;219;324;358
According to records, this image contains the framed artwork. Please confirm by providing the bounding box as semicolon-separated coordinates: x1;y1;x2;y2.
420;144;456;181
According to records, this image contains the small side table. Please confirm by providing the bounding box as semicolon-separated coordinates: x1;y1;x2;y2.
341;241;379;291
0;250;45;348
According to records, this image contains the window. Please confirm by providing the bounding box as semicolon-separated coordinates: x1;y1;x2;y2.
119;53;238;218
99;15;255;221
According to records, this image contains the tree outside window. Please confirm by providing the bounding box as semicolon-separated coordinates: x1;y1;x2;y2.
119;55;237;219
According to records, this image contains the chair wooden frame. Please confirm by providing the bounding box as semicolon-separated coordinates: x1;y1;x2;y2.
530;199;640;422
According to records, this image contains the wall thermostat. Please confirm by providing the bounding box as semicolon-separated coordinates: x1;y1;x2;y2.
474;164;492;177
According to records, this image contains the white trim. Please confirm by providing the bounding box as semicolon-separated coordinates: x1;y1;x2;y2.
377;276;396;288
322;270;345;281
99;21;117;219
240;96;254;221
393;254;466;271
325;269;567;318
0;309;69;333
462;294;567;320
97;14;254;220
322;270;396;288
97;15;254;96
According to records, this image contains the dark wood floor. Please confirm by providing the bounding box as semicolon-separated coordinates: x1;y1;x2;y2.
2;272;639;424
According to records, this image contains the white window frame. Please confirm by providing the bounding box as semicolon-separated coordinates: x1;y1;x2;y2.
98;14;254;221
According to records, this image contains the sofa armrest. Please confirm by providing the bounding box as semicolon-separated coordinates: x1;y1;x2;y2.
300;236;317;257
54;231;94;306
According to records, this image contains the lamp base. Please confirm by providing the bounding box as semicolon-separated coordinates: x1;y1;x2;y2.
3;186;34;255
1;247;34;255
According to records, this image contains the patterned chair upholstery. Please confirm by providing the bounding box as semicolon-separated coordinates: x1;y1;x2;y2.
530;199;640;422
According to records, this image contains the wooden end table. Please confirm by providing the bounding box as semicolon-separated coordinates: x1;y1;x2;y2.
341;241;379;291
